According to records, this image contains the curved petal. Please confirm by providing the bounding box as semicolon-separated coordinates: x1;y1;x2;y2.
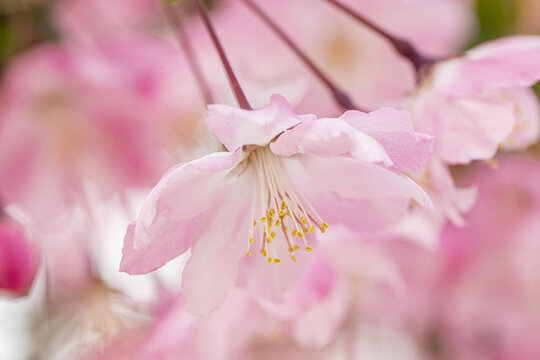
410;89;515;164
207;94;312;152
120;218;199;275
287;155;429;204
339;108;435;172
135;150;243;246
270;117;392;166
433;36;540;97
181;177;254;315
283;155;430;234
120;150;243;274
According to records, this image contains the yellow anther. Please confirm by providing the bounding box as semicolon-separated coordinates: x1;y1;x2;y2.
309;225;315;233
291;255;297;262
297;232;304;239
267;257;273;263
249;237;254;244
268;218;274;227
291;230;298;237
245;252;251;257
278;210;285;217
302;228;309;233
268;209;275;217
321;222;329;229
275;218;281;226
286;211;291;216
260;249;267;257
273;258;281;264
288;247;294;253
300;216;307;225
283;226;288;231
253;220;257;226
270;231;276;238
266;237;272;243
280;201;287;210
293;244;300;250
305;246;313;252
260;216;267;222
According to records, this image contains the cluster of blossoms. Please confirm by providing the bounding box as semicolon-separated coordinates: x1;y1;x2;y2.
0;0;539;359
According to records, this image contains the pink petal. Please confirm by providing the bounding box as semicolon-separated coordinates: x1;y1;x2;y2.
270;117;392;166
120;218;200;275
339;108;435;172
120;150;242;274
181;178;254;315
434;36;540;97
283;155;430;234
410;90;515;164
287;155;429;204
207;94;311;152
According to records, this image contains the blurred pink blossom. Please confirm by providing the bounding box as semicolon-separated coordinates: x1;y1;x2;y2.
0;38;206;225
0;218;40;297
383;155;540;360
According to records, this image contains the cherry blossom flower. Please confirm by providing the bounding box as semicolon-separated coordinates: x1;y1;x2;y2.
120;94;433;314
409;35;540;165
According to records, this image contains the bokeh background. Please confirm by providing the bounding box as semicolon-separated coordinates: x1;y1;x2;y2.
1;0;540;359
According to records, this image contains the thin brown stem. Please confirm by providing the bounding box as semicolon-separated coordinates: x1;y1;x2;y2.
191;0;252;109
324;0;437;74
242;0;363;111
162;2;214;105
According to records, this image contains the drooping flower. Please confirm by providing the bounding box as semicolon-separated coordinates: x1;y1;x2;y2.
399;36;540;235
409;35;540;165
120;94;433;314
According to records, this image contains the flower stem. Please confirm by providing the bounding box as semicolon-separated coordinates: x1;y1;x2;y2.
324;0;437;73
162;2;214;105
242;0;363;112
191;0;252;109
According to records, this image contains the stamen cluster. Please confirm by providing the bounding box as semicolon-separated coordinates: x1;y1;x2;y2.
245;147;328;263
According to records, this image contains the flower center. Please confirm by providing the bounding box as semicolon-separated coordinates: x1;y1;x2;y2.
245;147;328;264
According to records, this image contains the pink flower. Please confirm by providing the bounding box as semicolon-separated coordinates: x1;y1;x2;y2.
0;218;40;297
409;36;540;164
120;95;433;314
